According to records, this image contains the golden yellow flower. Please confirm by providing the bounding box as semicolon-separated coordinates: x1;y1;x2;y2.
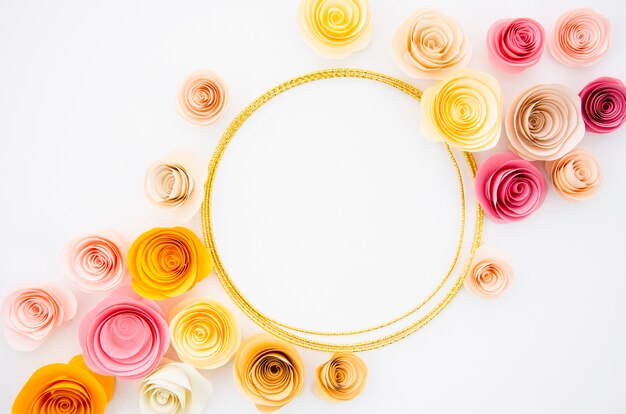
420;69;502;152
128;227;212;300
298;0;372;58
233;333;305;412
169;297;241;369
314;353;367;402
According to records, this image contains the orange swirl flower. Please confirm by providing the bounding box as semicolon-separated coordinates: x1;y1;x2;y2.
177;70;228;126
314;353;367;401
464;245;514;298
128;227;212;300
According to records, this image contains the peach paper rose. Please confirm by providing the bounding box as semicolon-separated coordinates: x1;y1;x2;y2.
2;284;77;351
545;147;602;202
314;353;367;402
234;333;305;412
392;9;471;79
177;70;228;126
464;245;514;298
298;0;371;58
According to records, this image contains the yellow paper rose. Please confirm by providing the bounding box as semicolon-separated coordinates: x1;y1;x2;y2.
314;353;367;401
128;227;212;300
12;355;115;414
169;297;241;370
420;69;502;152
298;0;371;58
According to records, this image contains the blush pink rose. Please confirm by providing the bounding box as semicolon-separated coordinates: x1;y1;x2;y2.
475;152;547;223
487;18;545;73
78;287;169;379
579;77;626;134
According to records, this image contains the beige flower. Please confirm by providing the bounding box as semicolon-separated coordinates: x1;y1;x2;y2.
464;245;513;299
392;9;471;79
314;353;367;402
176;70;228;125
233;333;304;412
545;147;602;201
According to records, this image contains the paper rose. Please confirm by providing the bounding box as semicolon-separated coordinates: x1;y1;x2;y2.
234;333;305;412
420;69;502;152
487;18;545;73
545;147;602;202
128;227;212;300
169;297;241;370
78;287;169;379
549;8;611;67
464;245;514;298
391;9;471;79
65;231;126;292
505;84;585;161
298;0;371;59
12;355;115;414
475;152;547;223
579;77;626;134
2;284;76;351
145;149;205;222
177;70;228;126
314;353;367;402
138;362;212;414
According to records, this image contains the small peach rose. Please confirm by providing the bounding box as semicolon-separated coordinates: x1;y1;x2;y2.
177;70;228;126
546;147;601;202
314;353;367;402
464;245;514;298
550;8;611;67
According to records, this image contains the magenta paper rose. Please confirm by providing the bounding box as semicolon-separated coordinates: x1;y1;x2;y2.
78;287;169;379
475;152;547;223
579;77;626;134
487;18;545;73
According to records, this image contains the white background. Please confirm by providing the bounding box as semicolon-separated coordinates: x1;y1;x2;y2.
1;0;625;413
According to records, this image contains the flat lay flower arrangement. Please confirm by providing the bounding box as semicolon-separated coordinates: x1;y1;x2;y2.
3;1;625;413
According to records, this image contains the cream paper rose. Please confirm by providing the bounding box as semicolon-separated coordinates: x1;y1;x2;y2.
314;353;367;402
464;245;514;298
545;147;602;202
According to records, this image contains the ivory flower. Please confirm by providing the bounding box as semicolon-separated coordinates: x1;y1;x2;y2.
298;0;372;58
546;147;602;202
2;284;77;351
169;297;241;370
420;69;502;152
234;333;305;412
314;353;367;401
579;77;626;134
550;8;611;67
464;245;514;298
177;70;228;125
487;18;545;73
392;9;471;79
128;227;212;300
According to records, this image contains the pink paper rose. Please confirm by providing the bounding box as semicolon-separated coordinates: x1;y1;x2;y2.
475;152;547;223
579;77;626;134
487;18;545;73
78;287;169;379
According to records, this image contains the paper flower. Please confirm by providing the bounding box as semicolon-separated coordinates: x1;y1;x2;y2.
78;287;169;379
314;353;367;402
138;362;212;414
486;18;545;73
464;245;514;298
391;9;471;79
177;70;228;126
128;227;212;300
475;152;547;223
2;284;76;351
579;77;626;134
546;147;602;202
12;355;115;414
298;0;371;58
65;231;126;292
549;8;611;67
145;149;205;222
505;84;585;161
233;333;305;412
169;297;241;370
420;69;502;152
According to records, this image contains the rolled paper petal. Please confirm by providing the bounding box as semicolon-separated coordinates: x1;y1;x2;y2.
169;297;241;370
65;230;127;292
2;284;77;351
579;77;626;134
314;353;367;402
78;287;170;379
464;245;514;298
138;362;212;414
420;69;502;152
545;147;602;202
391;9;472;79
12;354;115;414
145;149;206;222
505;84;585;161
233;333;305;412
549;8;611;67
298;0;371;59
475;152;547;223
128;227;212;300
177;70;228;126
487;18;545;73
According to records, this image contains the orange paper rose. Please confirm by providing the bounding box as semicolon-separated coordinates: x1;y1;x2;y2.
314;353;367;401
128;227;212;300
